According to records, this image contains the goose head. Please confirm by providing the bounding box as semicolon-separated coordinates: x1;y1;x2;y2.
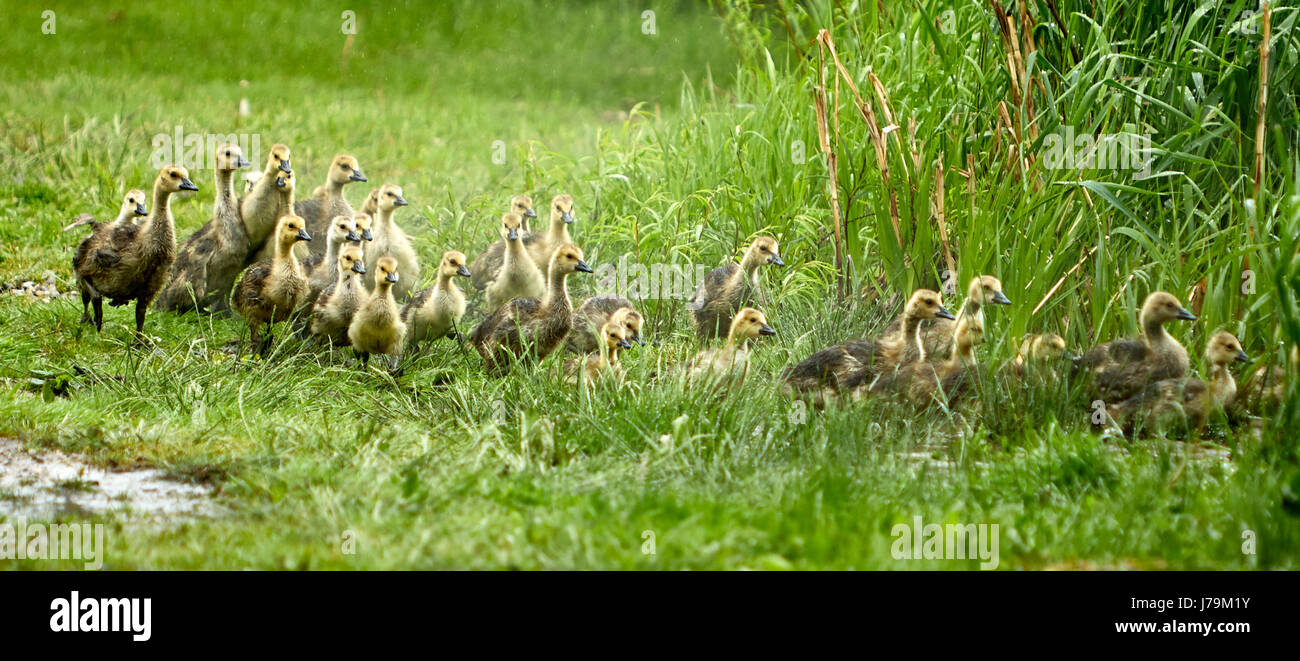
440;250;471;279
609;306;644;345
264;144;292;175
158;165;199;193
500;212;524;242
376;184;408;213
215;143;252;172
550;194;575;226
121;189;148;218
510;194;537;220
967;275;1010;306
337;244;366;277
1205;331;1249;367
327;215;361;246
353;213;374;242
549;243;593;275
275;214;311;250
1140;291;1197;326
600;321;633;352
741;236;785;270
905;289;955;321
374;256;399;287
327;154;366;186
728;307;776;341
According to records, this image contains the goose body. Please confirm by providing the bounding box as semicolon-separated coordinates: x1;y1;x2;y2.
1080;292;1196;403
567;294;643;354
402;251;470;349
309;244;367;347
348;256;407;371
231;214;312;351
1106;331;1248;435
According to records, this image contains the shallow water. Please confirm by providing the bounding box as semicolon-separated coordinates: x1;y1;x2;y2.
0;438;215;520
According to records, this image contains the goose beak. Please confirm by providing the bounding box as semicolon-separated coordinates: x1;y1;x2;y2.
134;203;148;216
562;210;574;224
393;195;408;206
1175;308;1197;321
361;228;373;241
769;255;786;267
992;290;1011;305
507;228;519;241
618;339;632;349
345;231;361;242
457;265;471;278
179;178;199;191
758;324;777;336
295;229;312;242
276;176;287;188
349;170;368;182
385;272;399;284
574;260;594;274
236;156;252;168
1236;351;1251;363
279;159;292;174
524;207;538;219
352;263;366;274
936;306;957;320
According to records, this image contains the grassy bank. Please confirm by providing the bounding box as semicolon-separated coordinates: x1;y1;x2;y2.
0;0;1297;569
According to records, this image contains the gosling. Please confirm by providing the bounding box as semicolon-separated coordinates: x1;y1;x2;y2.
470;194;570;292
238;143;292;255
63;190;148;233
469;244;593;376
1079;291;1196;403
1105;331;1249;436
362;184;419;301
567;294;644;355
73;166;197;339
484;212;543;311
402;251;471;350
231;214;312;353
348;256;406;372
157;143;253;313
308;243;367;347
687;307;776;384
689;236;785;341
296;154;366;252
564;321;631;385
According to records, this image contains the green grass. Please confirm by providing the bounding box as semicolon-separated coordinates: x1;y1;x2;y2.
0;0;1298;569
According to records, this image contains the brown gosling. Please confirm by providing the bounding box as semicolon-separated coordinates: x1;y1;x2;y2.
1105;331;1249;436
401;251;471;350
874;315;983;407
348;256;406;371
689;236;785;341
881;275;1010;360
63;190;148;233
1079;291;1197;403
362;184;419;301
687;307;776;384
565;321;631;385
238;143;292;252
786;289;954;404
308;243;367;347
295;155;365;253
73;165;197;339
468;244;593;376
567;295;644;355
484;212;544;311
231;214;312;353
157;144;254;313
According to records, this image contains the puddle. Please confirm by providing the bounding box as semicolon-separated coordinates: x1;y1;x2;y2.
0;438;216;520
